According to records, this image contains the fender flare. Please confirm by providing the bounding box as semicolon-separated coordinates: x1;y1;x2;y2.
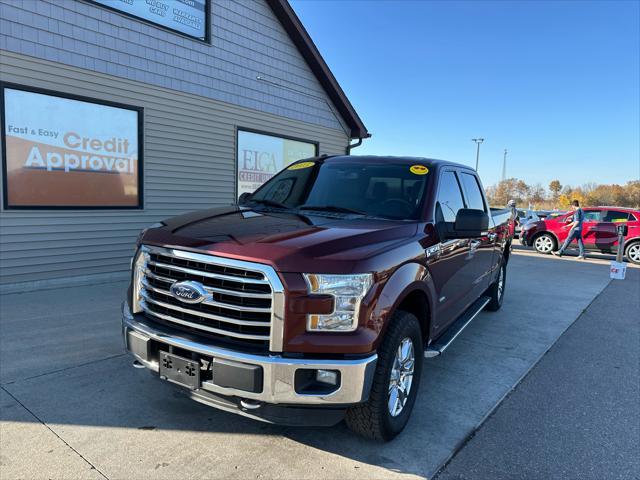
369;262;437;345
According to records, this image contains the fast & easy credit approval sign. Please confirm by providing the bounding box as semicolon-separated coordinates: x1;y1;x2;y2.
2;86;141;208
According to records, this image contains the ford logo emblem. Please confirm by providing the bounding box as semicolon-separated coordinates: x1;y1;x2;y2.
169;280;207;304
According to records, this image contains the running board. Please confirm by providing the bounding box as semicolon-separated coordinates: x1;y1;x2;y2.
424;296;491;358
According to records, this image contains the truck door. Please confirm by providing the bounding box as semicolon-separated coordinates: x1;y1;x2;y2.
458;171;496;305
430;170;473;333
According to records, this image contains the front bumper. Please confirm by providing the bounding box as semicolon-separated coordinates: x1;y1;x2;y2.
122;301;377;410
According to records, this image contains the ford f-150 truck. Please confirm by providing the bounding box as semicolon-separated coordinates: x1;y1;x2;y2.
123;156;515;440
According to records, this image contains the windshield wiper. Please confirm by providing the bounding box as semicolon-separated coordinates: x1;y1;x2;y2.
299;205;367;215
248;198;288;209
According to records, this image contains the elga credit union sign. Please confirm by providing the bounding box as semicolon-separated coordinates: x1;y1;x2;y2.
1;87;141;208
237;130;316;197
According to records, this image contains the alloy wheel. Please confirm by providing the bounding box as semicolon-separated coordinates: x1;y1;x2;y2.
534;235;554;253
388;337;415;417
627;243;640;263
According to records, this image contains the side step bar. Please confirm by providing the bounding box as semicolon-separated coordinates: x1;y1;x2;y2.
424;295;491;358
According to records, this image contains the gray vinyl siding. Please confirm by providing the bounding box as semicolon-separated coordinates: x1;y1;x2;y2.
0;0;349;134
0;51;350;289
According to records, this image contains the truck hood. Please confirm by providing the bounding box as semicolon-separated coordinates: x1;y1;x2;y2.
141;206;420;273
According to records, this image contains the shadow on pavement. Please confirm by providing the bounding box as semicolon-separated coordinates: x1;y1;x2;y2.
0;253;628;479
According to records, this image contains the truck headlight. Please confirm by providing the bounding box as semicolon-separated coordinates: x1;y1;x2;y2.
131;247;150;314
303;273;373;332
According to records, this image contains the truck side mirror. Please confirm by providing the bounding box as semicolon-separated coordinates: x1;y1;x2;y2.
452;209;489;238
238;192;252;205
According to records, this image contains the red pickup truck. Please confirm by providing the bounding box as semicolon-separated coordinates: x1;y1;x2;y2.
123;156;515;440
521;206;640;264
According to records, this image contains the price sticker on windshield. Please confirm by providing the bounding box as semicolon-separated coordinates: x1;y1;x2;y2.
410;165;429;175
288;161;315;170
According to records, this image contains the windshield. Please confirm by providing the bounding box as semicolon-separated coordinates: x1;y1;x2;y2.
245;159;430;220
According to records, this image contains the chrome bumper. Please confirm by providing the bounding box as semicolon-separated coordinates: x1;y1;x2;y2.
122;302;377;406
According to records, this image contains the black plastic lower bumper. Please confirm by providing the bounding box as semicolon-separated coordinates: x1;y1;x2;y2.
175;380;348;427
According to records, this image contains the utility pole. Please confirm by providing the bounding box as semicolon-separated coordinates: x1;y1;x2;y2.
472;138;484;171
502;149;507;182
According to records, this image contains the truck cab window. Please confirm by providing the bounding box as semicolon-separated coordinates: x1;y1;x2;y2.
436;171;465;223
459;172;486;211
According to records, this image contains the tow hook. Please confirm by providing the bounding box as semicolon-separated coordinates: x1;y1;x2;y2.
240;399;262;410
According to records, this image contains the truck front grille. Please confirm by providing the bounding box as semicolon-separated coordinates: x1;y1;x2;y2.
137;246;279;352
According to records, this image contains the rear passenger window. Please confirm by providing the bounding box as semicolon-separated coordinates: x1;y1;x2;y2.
436;171;465;223
603;210;630;223
459;172;486;211
583;210;601;222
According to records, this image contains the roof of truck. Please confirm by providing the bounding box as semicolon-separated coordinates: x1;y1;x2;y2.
320;155;473;170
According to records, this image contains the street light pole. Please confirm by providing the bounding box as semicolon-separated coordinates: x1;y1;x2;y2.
472;138;484;171
502;149;507;181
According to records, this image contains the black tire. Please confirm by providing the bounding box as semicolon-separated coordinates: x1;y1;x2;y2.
625;241;640;265
345;311;423;441
532;232;556;254
486;259;506;311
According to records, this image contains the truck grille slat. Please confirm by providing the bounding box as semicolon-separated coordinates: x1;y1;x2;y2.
141;279;272;313
140;301;271;341
147;260;269;285
140;289;271;327
138;246;278;351
145;269;272;299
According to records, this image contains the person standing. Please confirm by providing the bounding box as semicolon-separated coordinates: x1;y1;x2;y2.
553;200;585;259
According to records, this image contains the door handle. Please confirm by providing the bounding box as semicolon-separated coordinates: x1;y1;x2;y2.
470;239;481;249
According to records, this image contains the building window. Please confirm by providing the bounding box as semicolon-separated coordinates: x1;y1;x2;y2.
236;129;318;198
1;84;143;209
89;0;210;42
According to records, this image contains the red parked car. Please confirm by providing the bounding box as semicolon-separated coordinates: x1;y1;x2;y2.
521;206;640;264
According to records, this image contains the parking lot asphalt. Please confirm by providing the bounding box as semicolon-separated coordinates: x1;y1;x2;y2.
0;251;632;479
436;267;640;480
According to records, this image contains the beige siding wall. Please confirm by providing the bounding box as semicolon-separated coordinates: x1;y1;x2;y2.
0;51;349;290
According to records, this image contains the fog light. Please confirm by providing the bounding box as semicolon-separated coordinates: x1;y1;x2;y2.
316;369;338;385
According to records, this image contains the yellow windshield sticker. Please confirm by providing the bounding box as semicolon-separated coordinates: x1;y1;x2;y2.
410;165;429;175
288;161;315;170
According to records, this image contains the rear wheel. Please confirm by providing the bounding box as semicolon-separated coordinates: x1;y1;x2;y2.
345;311;423;441
625;241;640;265
533;233;556;254
486;259;506;311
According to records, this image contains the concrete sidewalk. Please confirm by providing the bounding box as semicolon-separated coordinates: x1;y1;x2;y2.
436;268;640;480
0;252;624;479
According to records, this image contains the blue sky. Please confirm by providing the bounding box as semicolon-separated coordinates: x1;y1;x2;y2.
290;0;640;190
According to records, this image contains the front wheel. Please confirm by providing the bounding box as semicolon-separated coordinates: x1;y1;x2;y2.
533;233;556;254
345;311;423;441
625;241;640;265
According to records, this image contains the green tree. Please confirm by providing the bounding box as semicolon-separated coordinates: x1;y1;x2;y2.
549;180;562;206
